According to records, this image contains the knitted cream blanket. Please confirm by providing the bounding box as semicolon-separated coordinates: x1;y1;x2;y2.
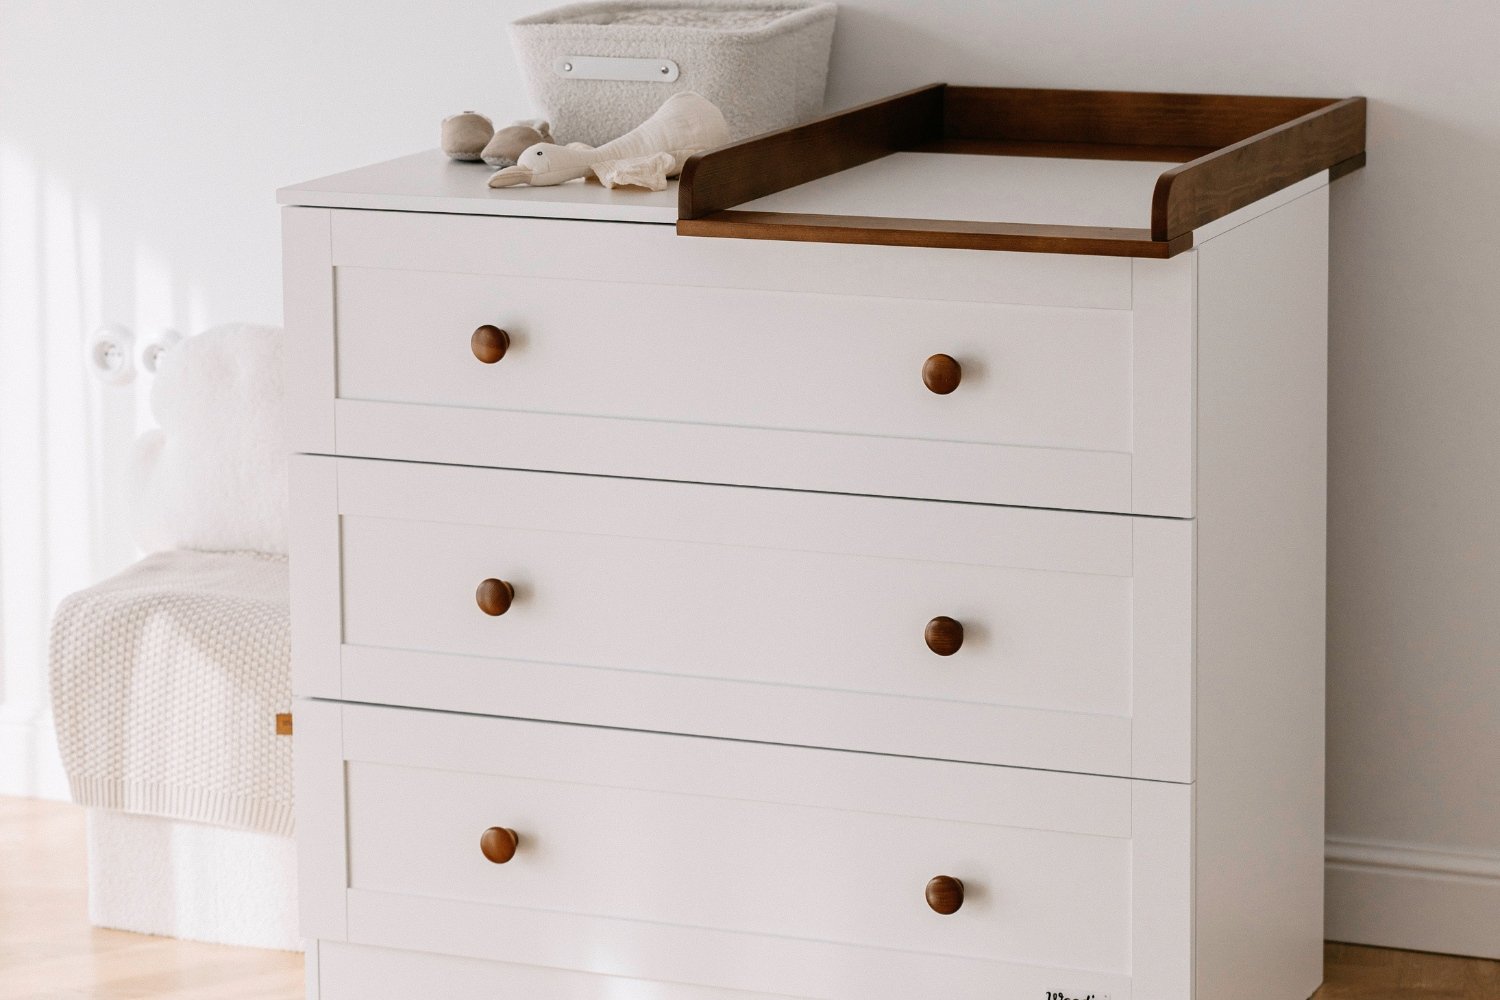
49;549;292;835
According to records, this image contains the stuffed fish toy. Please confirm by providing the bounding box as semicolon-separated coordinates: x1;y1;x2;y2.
488;92;729;191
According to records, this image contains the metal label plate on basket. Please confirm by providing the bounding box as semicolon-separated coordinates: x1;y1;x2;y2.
554;56;680;82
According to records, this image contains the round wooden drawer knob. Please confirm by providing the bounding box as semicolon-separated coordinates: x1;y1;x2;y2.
480;826;520;864
923;354;962;394
924;616;964;656
471;324;511;364
926;875;965;915
475;578;515;616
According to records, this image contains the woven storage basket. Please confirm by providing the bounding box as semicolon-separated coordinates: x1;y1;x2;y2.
510;1;837;146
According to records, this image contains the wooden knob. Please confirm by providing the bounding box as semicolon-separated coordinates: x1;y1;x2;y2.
479;826;519;864
924;616;964;656
476;578;515;616
922;354;962;394
471;324;510;364
926;875;964;914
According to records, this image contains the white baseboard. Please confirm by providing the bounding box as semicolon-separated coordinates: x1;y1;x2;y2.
0;709;69;800
1326;836;1500;960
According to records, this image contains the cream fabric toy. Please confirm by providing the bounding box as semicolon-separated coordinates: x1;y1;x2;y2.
481;119;553;167
440;111;494;161
442;113;554;167
488;91;728;191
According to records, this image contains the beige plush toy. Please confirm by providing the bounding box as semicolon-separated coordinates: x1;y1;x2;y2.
440;112;493;161
488;92;729;191
481;119;553;168
441;114;554;167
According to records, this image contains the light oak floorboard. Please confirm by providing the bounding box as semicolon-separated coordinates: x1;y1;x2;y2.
1;796;1495;999
1319;941;1500;1000
0;797;302;999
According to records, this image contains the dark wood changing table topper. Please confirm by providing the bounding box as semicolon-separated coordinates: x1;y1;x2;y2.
677;84;1366;258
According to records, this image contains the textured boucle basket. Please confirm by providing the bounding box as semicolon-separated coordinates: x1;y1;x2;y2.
511;1;837;146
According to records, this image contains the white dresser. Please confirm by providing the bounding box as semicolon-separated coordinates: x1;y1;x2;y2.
282;87;1357;1000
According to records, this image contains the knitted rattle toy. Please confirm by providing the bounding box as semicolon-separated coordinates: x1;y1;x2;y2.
487;92;728;191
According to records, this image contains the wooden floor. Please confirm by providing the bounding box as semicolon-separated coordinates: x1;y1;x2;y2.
0;796;301;999
1;797;1496;999
1319;943;1500;1000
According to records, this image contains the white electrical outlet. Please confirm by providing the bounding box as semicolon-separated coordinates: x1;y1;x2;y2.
141;328;184;374
85;324;136;385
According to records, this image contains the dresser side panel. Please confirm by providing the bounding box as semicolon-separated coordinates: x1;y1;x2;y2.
1193;187;1329;1000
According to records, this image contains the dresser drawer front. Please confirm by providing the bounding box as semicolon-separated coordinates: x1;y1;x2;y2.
346;757;1133;968
298;701;1193;1000
336;266;1130;453
340;517;1135;718
293;455;1194;781
285;207;1195;516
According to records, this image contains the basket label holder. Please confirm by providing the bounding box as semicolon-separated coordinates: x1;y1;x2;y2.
554;56;680;82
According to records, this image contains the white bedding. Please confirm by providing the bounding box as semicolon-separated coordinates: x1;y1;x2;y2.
50;549;292;835
88;808;299;950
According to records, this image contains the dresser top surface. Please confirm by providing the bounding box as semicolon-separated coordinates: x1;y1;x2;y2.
277;150;680;223
277;149;1174;229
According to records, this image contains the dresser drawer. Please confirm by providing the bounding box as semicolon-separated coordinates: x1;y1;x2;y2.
336;266;1130;452
286;207;1195;516
297;701;1193;1000
292;455;1194;781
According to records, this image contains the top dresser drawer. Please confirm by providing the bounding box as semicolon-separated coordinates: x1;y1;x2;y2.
285;207;1195;516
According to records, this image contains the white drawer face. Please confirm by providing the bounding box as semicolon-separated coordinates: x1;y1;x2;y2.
285;208;1196;516
341;516;1135;718
335;267;1131;453
347;762;1132;969
292;456;1195;781
297;702;1194;1000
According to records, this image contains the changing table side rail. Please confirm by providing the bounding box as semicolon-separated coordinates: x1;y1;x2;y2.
677;84;1366;259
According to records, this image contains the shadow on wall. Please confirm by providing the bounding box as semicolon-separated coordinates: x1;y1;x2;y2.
0;136;192;799
0;0;518;802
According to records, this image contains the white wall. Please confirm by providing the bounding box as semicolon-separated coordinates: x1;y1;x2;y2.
0;0;528;803
2;0;1496;958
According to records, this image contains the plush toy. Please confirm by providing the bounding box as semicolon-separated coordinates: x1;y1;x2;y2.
441;113;554;167
482;119;553;168
487;92;729;191
440;111;493;161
